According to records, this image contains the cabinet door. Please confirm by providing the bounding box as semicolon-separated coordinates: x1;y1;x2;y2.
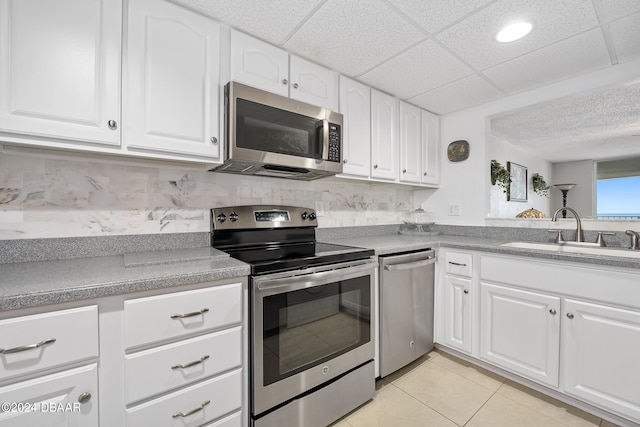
0;364;98;427
562;299;640;423
421;110;440;186
289;55;339;111
230;30;289;97
0;0;121;146
480;282;560;387
399;102;422;184
338;76;370;178
370;89;398;181
443;276;472;353
125;0;221;161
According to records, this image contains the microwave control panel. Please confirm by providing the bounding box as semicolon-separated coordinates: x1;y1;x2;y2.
328;123;341;162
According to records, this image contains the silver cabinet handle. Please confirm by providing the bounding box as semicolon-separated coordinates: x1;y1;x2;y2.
78;392;92;404
463;289;469;294
171;355;210;370
172;400;210;418
402;169;407;174
293;83;299;89
282;79;288;85
0;338;56;354
343;159;348;163
170;308;209;319
373;164;378;169
423;172;427;176
448;261;467;267
549;309;557;315
566;313;574;319
384;257;437;271
210;137;217;144
107;120;117;130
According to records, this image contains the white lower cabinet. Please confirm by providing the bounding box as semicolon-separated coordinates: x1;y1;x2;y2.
442;275;472;353
479;282;560;387
562;298;640;423
0;364;98;427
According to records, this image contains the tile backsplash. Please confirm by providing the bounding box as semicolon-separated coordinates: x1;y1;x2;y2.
0;152;413;239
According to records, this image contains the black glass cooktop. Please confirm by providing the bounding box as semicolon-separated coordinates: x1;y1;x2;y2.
221;241;374;275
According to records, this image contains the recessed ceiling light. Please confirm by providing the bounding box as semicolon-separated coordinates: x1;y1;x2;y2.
496;22;533;43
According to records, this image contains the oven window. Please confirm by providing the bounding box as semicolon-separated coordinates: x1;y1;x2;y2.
236;99;323;159
262;276;371;386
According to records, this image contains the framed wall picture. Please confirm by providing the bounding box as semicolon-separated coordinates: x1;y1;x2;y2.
508;162;527;202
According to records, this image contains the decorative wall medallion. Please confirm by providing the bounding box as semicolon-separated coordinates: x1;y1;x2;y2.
447;140;470;162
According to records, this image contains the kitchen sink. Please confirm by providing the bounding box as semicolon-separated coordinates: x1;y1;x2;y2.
500;241;640;259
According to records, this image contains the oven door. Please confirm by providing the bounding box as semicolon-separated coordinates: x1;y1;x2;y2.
251;258;376;417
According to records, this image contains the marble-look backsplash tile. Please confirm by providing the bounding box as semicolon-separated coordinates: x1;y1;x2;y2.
0;153;413;239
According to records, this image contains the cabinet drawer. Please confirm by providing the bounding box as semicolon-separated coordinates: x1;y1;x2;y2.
0;306;98;382
124;283;242;349
0;363;98;426
125;326;242;404
125;368;242;426
444;251;472;277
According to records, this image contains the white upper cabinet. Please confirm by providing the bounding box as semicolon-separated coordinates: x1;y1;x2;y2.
125;0;221;161
399;101;422;184
230;30;289;97
421;110;440;186
338;76;370;178
370;89;398;181
0;0;121;147
229;30;338;111
289;55;339;112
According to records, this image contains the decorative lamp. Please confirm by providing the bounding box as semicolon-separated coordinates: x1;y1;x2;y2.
553;184;576;218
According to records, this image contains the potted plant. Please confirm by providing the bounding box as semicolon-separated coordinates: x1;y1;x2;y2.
491;160;511;195
532;173;549;197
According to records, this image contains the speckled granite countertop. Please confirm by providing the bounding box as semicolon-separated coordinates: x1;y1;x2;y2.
320;234;640;270
0;247;250;311
3;232;640;312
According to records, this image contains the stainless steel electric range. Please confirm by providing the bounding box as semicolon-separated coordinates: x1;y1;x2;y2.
211;205;376;427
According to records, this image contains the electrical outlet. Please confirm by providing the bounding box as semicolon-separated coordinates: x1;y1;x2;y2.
448;204;461;216
315;201;325;216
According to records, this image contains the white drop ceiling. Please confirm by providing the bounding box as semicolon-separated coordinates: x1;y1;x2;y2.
173;0;640;115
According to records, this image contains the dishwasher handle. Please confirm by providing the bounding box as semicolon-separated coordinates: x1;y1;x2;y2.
383;257;436;271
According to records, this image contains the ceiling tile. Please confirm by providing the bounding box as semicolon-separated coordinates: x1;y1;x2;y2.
483;29;611;94
436;0;600;70
283;0;424;76
609;12;640;63
408;75;503;114
359;40;474;99
172;0;323;45
594;0;640;23
385;0;494;33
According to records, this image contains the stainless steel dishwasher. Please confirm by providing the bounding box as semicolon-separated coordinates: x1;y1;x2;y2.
379;249;436;377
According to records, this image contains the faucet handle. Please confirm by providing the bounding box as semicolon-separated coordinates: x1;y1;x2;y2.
595;231;615;247
547;229;564;244
626;230;639;250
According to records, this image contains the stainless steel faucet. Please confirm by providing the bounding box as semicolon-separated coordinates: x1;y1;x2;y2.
626;230;639;250
552;207;583;242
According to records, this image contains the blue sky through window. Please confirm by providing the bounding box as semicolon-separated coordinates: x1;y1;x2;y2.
597;176;640;218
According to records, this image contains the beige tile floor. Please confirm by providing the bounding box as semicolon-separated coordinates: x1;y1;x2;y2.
332;350;623;427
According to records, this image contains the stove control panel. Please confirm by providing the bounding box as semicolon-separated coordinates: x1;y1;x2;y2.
211;205;318;230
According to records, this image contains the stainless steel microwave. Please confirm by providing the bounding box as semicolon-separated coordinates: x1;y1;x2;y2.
210;81;343;180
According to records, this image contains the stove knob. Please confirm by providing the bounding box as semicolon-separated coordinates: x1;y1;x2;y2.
229;212;239;222
301;211;308;220
309;212;317;220
216;213;227;223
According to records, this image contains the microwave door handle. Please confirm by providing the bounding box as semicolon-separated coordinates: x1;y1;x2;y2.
317;119;328;160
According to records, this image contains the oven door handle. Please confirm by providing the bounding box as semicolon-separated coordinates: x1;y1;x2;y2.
254;260;375;292
383;257;436;271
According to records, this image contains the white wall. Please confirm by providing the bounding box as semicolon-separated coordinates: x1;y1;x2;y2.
415;58;640;225
490;136;552;218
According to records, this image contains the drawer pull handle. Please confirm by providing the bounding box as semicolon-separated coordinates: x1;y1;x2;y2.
172;400;210;418
463;289;469;294
171;355;210;370
78;392;92;404
448;261;467;267
0;338;56;355
170;308;209;319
